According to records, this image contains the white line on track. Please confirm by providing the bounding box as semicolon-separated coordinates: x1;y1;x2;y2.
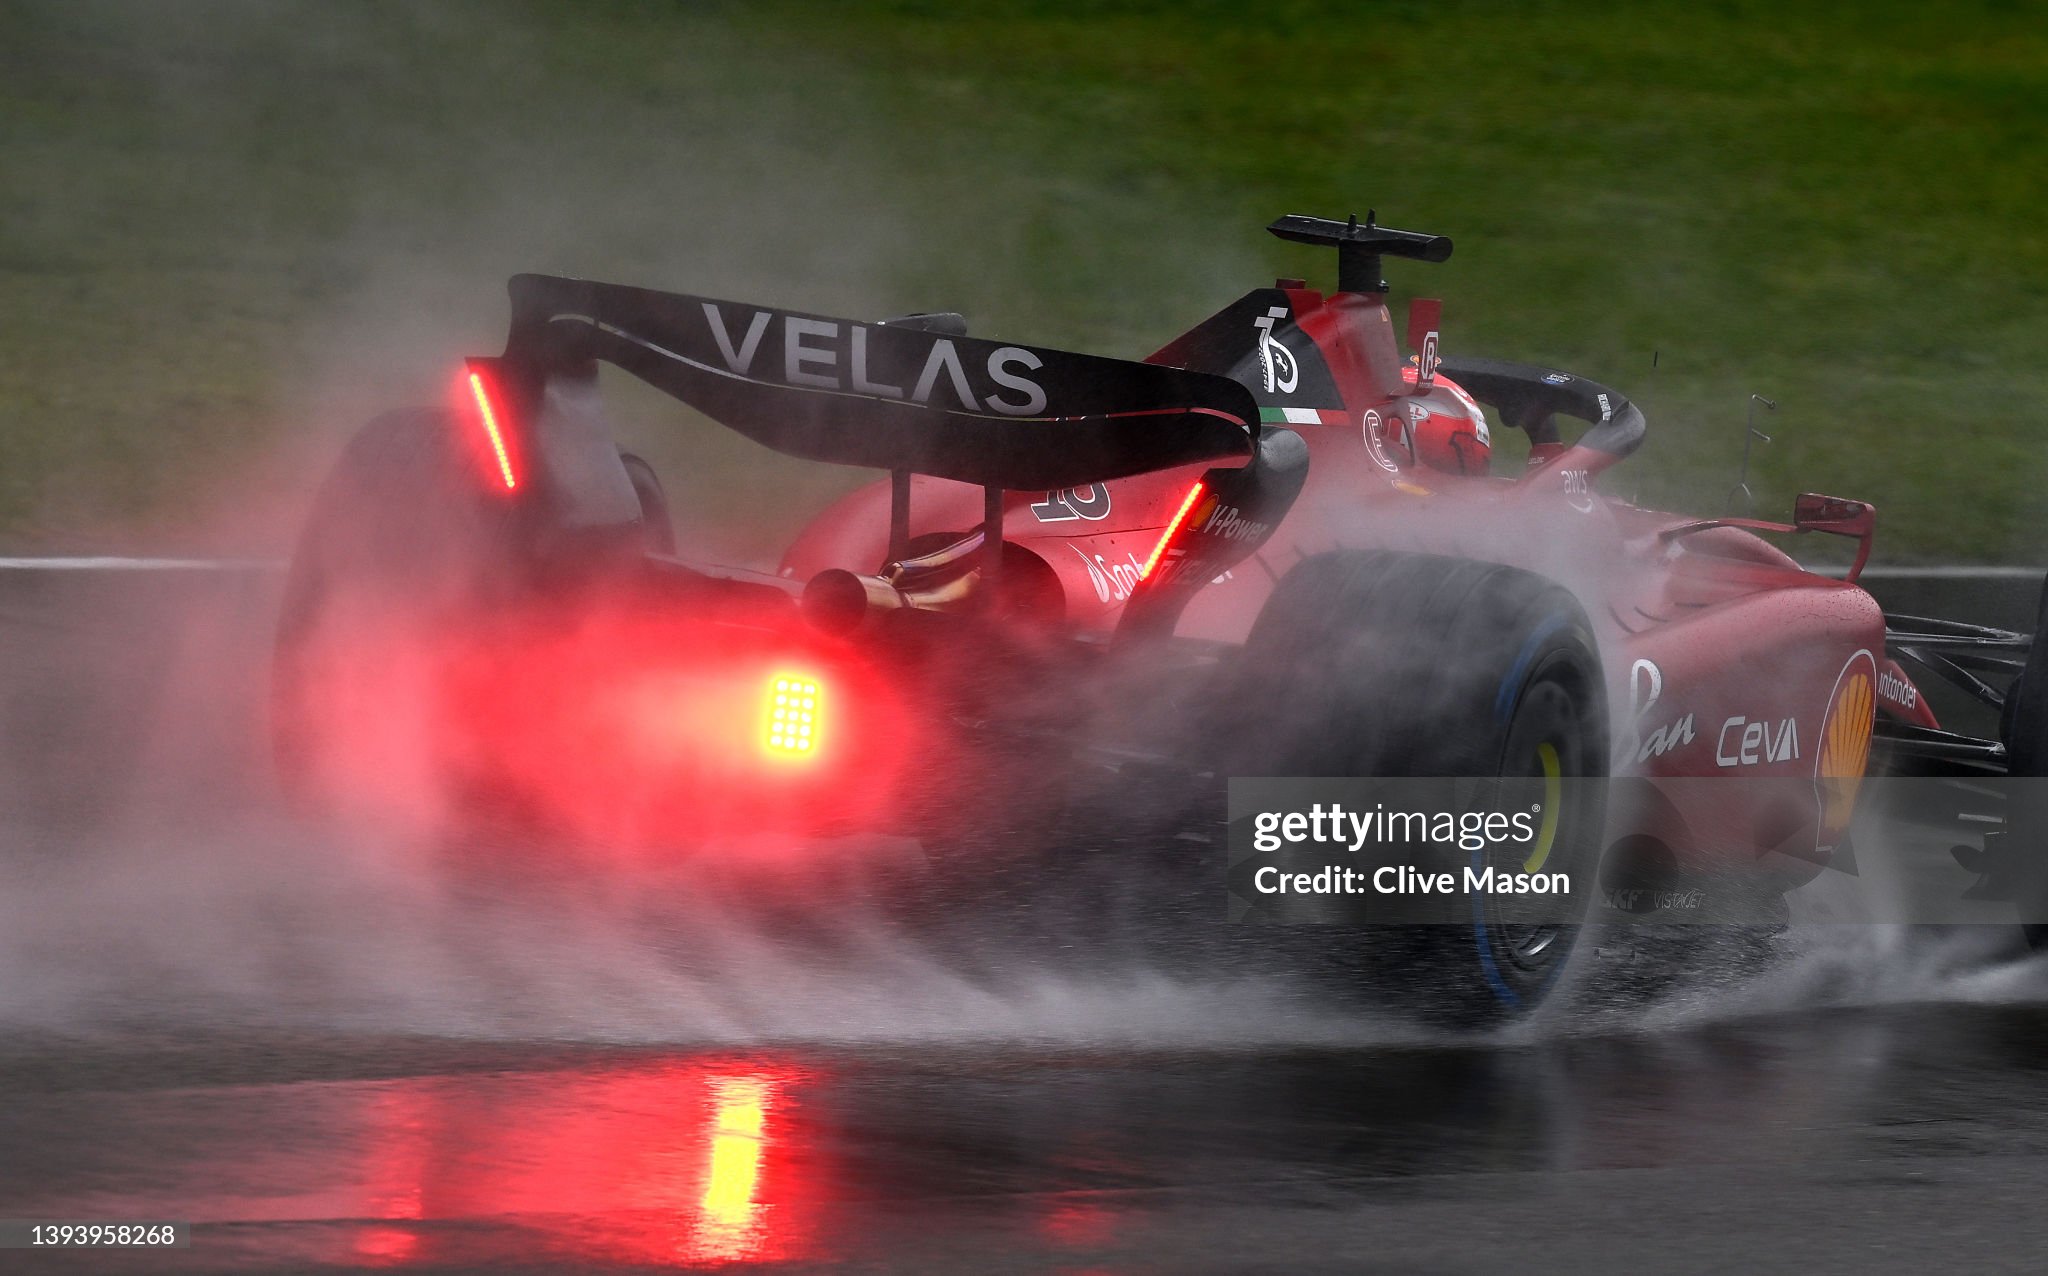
1825;566;2046;580
0;557;283;570
0;559;2038;581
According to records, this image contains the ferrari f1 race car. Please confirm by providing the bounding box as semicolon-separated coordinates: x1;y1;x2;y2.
273;212;2048;1023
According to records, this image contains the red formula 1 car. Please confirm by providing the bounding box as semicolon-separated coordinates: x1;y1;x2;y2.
274;213;2048;1021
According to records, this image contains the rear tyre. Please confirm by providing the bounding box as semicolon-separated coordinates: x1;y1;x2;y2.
271;408;536;804
1230;550;1609;1025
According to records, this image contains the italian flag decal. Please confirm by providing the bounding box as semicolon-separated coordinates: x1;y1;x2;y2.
1258;407;1349;426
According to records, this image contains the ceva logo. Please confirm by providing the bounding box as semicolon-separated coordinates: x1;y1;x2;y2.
1716;715;1800;767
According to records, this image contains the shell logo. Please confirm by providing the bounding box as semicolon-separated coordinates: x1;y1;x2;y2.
1816;650;1877;847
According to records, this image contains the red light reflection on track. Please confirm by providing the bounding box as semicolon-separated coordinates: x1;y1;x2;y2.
350;1087;430;1267
696;1074;774;1261
336;1061;813;1268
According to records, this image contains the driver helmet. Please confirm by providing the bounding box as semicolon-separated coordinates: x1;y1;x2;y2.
1381;368;1492;476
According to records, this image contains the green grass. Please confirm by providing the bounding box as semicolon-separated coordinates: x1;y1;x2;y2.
2;0;2045;559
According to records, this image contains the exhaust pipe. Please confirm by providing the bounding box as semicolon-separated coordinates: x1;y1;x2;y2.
802;531;989;635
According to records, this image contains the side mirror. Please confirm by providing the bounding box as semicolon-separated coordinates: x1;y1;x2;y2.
1792;493;1873;535
1792;492;1876;581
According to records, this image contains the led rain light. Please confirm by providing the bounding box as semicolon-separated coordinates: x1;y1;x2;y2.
466;370;519;491
764;675;822;756
1139;480;1207;580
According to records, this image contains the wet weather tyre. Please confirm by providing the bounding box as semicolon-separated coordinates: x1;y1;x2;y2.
1231;550;1609;1025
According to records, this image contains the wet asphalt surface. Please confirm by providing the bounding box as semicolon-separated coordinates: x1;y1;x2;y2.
4;1002;2048;1275
7;568;2048;1274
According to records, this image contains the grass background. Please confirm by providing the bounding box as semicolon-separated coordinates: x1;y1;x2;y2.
1;0;2044;560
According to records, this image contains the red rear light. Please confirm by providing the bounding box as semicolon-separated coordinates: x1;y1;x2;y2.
465;370;520;491
763;674;822;757
1139;480;1207;581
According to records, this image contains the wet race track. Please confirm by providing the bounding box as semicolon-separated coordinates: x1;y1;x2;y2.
8;568;2048;1274
11;1003;2048;1274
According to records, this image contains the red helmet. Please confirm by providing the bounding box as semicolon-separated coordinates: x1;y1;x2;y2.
1376;370;1492;476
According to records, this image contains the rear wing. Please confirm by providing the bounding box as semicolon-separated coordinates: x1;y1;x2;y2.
496;274;1259;491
